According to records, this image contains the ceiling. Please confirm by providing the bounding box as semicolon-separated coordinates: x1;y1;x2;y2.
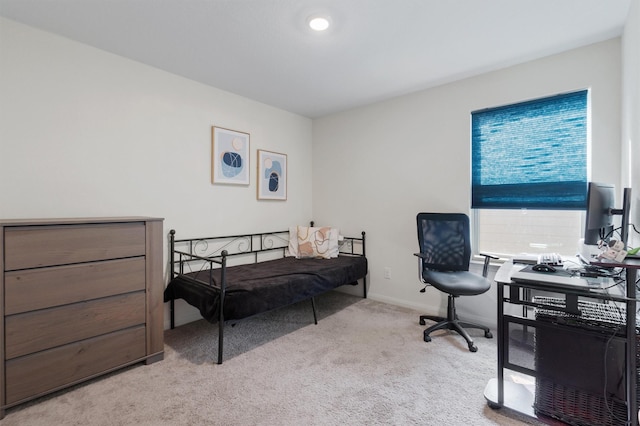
0;0;633;118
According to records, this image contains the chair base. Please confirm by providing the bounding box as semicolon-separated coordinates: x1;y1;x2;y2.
419;294;492;352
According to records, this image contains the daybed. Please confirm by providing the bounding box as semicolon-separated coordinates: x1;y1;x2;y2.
164;224;368;363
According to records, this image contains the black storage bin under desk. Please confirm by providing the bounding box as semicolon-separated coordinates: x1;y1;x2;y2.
533;296;639;426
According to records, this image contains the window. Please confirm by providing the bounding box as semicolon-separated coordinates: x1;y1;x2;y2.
474;209;583;258
471;90;589;257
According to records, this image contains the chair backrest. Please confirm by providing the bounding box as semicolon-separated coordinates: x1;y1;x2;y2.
416;213;471;272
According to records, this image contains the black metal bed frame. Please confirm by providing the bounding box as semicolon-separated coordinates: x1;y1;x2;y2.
168;224;367;364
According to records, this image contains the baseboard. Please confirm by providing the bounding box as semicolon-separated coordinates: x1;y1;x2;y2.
367;293;432;313
367;292;497;330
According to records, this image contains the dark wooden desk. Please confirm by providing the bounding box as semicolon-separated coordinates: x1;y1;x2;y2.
484;259;639;425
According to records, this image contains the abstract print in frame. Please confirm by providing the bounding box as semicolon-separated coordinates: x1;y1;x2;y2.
212;126;250;185
257;149;287;200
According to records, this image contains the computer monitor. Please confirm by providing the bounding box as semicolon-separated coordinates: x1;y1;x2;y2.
584;182;615;245
583;182;632;248
619;187;631;249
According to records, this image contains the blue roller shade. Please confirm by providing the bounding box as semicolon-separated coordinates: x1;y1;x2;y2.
471;90;588;210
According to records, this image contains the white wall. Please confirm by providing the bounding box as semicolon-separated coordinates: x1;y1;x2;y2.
0;18;314;327
623;0;640;249
312;39;623;327
2;14;636;331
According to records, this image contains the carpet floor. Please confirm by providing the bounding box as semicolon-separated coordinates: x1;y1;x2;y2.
1;292;544;425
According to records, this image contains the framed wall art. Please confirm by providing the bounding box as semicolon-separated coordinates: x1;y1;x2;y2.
211;126;250;185
257;149;287;200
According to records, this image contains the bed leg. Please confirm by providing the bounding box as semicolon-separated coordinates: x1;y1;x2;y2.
363;276;367;299
361;231;367;299
311;297;318;325
217;321;224;364
170;299;175;329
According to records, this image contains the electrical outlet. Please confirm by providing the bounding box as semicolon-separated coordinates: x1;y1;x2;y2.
384;267;391;279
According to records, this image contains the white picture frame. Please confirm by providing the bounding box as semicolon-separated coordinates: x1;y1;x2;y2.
211;126;250;185
257;149;287;200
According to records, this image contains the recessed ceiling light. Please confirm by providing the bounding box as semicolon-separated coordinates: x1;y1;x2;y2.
308;16;330;31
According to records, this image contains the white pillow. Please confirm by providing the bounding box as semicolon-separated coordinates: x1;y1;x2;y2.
296;226;339;259
327;228;339;258
286;226;299;257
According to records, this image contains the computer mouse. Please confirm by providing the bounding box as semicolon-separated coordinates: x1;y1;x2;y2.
532;263;557;273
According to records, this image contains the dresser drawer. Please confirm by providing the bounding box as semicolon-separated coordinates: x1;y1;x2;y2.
5;326;147;405
4;222;146;270
5;292;146;360
4;257;146;315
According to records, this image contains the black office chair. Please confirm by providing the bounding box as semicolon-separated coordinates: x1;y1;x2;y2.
414;212;494;352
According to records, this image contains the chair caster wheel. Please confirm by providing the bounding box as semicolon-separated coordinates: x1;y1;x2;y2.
469;344;478;352
419;318;426;326
424;335;432;342
485;331;493;339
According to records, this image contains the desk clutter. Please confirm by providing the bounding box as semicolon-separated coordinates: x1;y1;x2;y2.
532;296;639;426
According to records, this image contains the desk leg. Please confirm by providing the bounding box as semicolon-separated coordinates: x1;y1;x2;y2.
485;281;506;409
497;281;505;405
626;268;637;426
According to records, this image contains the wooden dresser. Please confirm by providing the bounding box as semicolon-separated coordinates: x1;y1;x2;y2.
0;217;164;417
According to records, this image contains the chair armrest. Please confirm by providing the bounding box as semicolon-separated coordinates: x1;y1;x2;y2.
416;251;497;277
479;253;499;277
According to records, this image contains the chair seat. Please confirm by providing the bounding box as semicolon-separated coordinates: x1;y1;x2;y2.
422;270;491;296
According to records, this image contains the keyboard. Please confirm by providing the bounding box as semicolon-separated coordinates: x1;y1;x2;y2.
512;252;563;266
538;252;562;266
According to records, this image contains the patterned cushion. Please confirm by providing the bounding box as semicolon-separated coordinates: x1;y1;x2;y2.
288;226;339;259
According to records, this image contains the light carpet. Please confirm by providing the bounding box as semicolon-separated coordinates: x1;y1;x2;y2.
1;292;543;425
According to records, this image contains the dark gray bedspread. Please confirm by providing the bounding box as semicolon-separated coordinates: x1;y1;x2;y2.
164;255;367;323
